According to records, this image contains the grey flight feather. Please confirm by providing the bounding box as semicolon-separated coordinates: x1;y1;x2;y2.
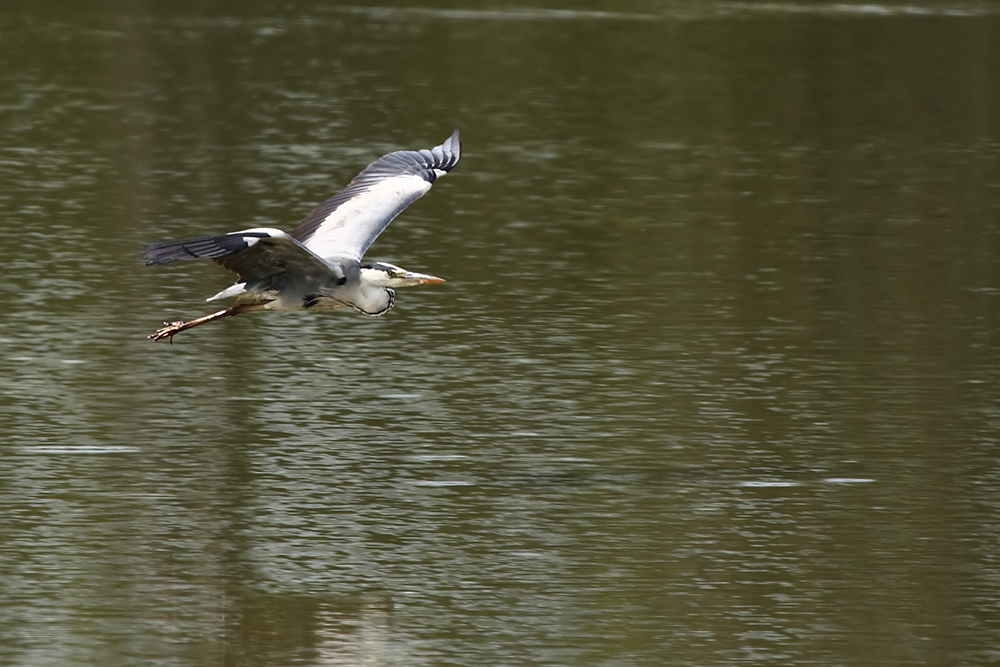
291;129;461;262
143;232;272;265
144;229;346;289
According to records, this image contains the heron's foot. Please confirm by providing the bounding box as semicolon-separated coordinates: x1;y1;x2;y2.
149;321;187;344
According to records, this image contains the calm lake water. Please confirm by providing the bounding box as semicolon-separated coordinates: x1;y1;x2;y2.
2;1;1000;665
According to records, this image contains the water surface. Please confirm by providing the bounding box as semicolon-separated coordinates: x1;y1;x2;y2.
1;1;999;665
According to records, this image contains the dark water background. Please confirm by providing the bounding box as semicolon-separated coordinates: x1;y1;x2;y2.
1;1;999;665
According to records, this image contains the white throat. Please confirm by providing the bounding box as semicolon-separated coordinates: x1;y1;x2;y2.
351;270;395;316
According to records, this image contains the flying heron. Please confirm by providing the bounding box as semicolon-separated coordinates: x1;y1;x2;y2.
143;129;461;342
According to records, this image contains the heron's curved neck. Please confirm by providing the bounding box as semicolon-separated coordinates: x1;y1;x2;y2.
350;282;394;317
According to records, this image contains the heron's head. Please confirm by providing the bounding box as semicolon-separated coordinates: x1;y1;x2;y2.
360;262;446;289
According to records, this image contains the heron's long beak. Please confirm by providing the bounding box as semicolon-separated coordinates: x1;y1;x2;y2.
401;270;446;286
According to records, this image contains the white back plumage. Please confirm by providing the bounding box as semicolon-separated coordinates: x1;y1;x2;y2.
291;129;461;262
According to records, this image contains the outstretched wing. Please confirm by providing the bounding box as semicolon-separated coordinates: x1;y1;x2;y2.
143;227;346;284
290;129;461;263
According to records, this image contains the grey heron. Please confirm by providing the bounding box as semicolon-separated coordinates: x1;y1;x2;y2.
144;129;461;342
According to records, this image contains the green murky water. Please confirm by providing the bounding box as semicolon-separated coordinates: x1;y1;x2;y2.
2;2;999;665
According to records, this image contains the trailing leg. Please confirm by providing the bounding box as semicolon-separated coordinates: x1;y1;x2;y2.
148;304;254;343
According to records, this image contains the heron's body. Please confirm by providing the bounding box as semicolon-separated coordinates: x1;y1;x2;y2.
144;129;460;341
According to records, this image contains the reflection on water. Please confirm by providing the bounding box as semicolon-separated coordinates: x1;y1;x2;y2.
1;1;1000;665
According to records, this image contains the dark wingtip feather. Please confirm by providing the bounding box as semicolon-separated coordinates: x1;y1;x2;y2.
442;128;461;169
143;240;197;265
143;233;268;265
428;129;461;174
